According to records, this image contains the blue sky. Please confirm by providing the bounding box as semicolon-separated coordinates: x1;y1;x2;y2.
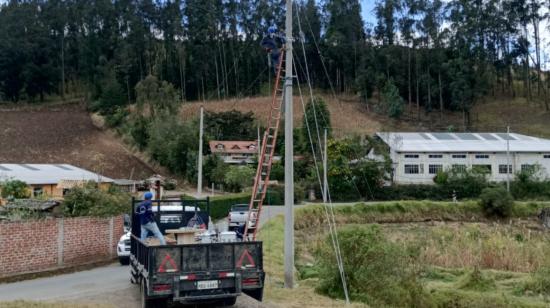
360;0;377;25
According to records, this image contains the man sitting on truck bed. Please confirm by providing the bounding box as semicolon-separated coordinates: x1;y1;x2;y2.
137;192;166;245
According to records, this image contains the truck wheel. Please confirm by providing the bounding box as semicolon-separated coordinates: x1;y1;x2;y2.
243;288;264;301
119;257;129;265
222;297;237;306
140;281;167;308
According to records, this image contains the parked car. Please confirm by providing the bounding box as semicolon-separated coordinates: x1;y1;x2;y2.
227;204;257;231
117;231;131;265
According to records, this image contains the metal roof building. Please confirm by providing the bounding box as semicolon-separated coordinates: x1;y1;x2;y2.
0;164;113;185
374;132;550;185
376;132;550;153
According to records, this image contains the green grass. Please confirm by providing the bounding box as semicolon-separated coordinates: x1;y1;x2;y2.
283;201;550;307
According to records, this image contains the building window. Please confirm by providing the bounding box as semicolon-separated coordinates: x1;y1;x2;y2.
33;187;43;197
544;154;550;159
452;154;467;159
475;154;490;159
452;164;467;172
429;154;443;159
404;164;420;174
429;164;443;174
473;164;492;174
404;154;419;159
498;164;513;174
521;164;536;173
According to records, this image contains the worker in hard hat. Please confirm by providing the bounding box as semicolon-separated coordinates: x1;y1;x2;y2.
260;25;286;74
137;192;166;245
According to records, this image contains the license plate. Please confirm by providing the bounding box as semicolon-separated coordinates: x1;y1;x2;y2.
197;280;218;290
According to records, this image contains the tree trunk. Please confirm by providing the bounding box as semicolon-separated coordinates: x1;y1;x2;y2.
534;20;542;97
408;47;412;107
416;50;420;120
214;57;221;100
438;71;443;121
60;35;65;99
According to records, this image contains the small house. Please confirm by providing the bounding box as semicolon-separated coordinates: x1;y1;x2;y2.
209;141;258;164
0;164;113;199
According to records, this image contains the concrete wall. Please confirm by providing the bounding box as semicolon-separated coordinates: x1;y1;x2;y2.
391;152;550;184
0;215;124;278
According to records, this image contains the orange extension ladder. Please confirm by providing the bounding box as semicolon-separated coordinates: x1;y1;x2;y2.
243;50;286;240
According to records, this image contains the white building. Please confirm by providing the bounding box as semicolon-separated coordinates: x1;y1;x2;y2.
373;132;550;185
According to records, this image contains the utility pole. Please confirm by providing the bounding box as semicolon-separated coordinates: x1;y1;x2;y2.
323;129;328;203
197;106;204;197
284;0;294;289
506;126;510;192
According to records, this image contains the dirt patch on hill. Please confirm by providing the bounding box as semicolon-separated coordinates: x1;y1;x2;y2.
0;103;155;179
180;96;410;137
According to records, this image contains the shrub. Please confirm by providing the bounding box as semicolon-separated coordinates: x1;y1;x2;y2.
224;165;255;193
315;225;432;307
208;193;250;220
523;266;550;295
0;180;30;199
479;187;514;218
510;166;550;200
62;183;130;217
104;107;128;128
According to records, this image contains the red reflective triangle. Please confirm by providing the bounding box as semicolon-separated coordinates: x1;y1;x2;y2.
236;249;256;268
158;253;178;273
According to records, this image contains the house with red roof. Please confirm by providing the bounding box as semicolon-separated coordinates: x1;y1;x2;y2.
209;141;259;164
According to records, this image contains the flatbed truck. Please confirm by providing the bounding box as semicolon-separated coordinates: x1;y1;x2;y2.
129;198;265;307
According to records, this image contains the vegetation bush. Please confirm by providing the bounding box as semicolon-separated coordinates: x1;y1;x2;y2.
456;268;496;291
434;168;489;199
62;183;130;217
104;107;128;128
0;180;30;199
203;155;228;186
224;165;255;192
479;187;515;218
522;266;550;296
510;167;550;200
315;225;432;307
207;193;251;220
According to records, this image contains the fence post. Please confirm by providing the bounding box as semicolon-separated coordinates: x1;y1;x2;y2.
57;218;64;267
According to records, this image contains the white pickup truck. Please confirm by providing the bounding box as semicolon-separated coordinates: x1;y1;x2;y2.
227;204;257;231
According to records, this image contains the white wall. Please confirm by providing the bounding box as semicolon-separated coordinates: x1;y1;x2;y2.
391;151;550;185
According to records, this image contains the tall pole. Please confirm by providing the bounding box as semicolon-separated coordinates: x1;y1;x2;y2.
284;0;294;289
506;126;510;192
197;106;204;197
323;129;328;203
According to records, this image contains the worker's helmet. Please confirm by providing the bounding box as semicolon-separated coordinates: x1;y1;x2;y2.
268;26;277;34
144;192;153;200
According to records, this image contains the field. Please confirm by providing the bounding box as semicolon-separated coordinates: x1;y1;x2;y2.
0;102;155;179
259;201;550;307
180;94;550;139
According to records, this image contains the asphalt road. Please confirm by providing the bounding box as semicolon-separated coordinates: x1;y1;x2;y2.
0;207;292;308
0;203;346;307
0;263;264;308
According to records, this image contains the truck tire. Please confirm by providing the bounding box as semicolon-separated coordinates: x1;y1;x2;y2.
119;257;129;265
243;288;264;301
140;281;168;308
222;297;237;306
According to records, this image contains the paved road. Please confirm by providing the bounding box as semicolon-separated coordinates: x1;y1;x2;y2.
0;202;347;307
0;264;263;307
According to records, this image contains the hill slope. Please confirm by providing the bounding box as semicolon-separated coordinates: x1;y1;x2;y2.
0;103;155;179
181;95;550;138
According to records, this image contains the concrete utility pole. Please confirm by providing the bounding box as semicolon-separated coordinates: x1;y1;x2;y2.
323;129;328;203
506;126;511;192
284;0;294;289
197;106;204;197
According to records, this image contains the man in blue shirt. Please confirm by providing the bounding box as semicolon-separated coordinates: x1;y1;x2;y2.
137;192;166;245
261;26;286;74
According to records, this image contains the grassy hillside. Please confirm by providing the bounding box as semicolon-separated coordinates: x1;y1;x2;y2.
0;102;155;179
181;94;550;138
